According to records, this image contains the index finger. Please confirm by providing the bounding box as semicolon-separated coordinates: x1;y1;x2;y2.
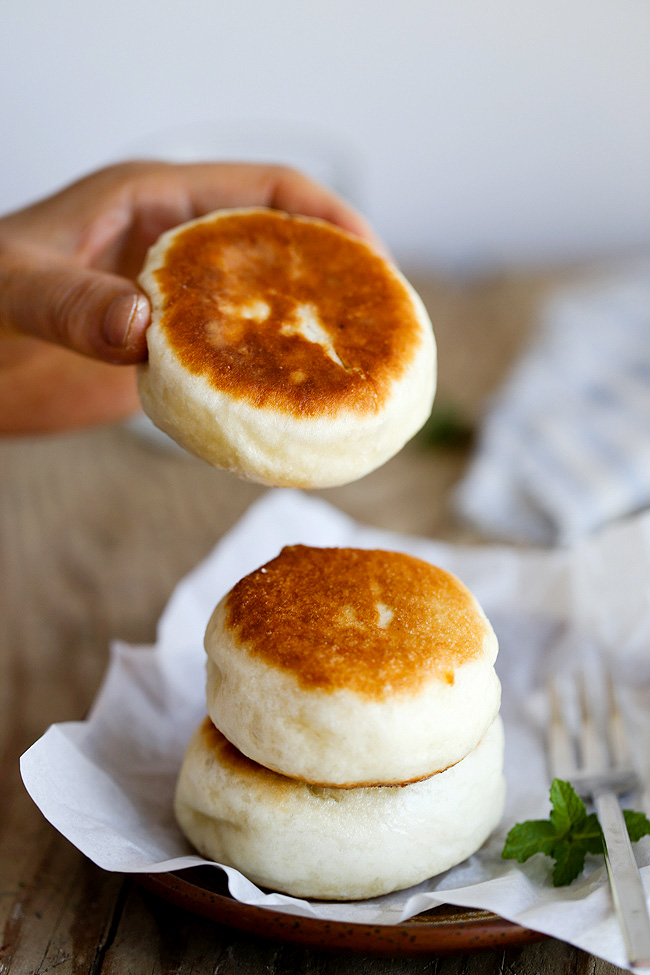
175;162;390;258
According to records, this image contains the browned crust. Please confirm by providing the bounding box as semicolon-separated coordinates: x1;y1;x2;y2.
223;545;490;698
148;210;423;418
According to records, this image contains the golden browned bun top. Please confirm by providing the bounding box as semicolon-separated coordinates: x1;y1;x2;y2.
149;209;424;418
224;545;491;697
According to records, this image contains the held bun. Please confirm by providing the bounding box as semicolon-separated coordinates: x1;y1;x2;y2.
174;715;506;901
137;208;436;487
205;545;501;787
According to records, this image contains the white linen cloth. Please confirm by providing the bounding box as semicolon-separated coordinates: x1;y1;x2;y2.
456;270;650;545
20;490;650;972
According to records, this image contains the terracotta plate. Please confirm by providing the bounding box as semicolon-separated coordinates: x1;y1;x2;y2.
137;868;547;957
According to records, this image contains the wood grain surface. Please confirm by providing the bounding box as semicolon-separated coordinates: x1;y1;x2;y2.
0;268;626;974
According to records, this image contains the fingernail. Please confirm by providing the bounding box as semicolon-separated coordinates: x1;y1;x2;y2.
103;294;149;348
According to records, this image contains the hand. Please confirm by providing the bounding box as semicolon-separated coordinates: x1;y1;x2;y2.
0;161;384;432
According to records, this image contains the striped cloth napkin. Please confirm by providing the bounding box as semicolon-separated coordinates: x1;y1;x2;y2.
455;269;650;546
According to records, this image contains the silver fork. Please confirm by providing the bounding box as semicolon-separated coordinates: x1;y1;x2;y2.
547;672;650;969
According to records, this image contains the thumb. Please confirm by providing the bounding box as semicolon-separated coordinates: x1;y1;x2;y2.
1;260;150;363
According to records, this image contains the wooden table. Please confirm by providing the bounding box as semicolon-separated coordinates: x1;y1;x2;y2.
0;269;625;974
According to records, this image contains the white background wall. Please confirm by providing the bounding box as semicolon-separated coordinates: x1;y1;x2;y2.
2;0;650;271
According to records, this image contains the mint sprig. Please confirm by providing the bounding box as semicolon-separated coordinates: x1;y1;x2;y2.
502;779;650;886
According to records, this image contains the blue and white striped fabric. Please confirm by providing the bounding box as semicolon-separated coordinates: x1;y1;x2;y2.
455;270;650;546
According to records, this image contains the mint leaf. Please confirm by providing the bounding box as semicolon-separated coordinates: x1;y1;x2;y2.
572;812;603;855
552;839;587;887
623;810;650;843
549;779;586;834
501;779;648;886
502;820;559;862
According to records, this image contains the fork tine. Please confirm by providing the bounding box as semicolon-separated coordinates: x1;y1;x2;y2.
577;671;610;774
545;674;650;967
604;670;633;770
547;677;577;780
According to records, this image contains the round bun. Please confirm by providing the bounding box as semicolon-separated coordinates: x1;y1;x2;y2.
205;545;501;786
175;714;505;900
137;208;436;487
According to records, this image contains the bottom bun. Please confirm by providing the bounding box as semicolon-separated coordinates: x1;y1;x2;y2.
174;715;505;901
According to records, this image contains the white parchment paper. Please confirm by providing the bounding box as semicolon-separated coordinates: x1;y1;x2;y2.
20;490;650;971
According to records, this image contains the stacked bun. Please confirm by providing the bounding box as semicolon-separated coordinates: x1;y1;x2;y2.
175;545;505;900
137;208;436;488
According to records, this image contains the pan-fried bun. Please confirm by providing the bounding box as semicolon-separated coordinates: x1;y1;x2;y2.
205;545;501;787
174;714;505;901
137;208;435;487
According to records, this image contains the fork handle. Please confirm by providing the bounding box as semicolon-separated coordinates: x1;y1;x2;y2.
595;790;650;968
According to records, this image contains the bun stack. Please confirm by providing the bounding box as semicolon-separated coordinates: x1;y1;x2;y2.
175;545;505;900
